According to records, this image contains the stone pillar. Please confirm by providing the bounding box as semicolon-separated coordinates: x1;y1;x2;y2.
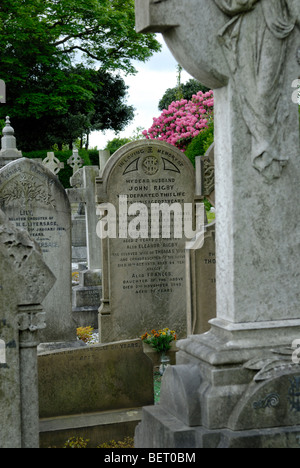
18;305;47;448
0;116;22;168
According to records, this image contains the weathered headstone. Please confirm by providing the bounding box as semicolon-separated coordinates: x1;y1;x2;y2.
0;158;76;344
0;117;23;169
186;212;216;335
67;166;102;328
135;0;300;448
68;169;87;264
38;339;153;448
96;140;196;342
186;151;216;335
71;209;87;264
0;210;55;448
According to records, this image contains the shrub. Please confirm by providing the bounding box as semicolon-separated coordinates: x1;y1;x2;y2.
98;437;134;448
143;90;214;152
63;437;90;449
105;137;131;155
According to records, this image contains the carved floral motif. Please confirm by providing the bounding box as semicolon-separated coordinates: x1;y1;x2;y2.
0;175;55;208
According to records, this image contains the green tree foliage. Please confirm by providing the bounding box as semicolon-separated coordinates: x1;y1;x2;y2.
105;137;132;155
158;79;210;112
104;127;146;155
11;67;135;150
0;0;161;149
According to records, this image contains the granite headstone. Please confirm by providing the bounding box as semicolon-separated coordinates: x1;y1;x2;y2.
96;140;196;342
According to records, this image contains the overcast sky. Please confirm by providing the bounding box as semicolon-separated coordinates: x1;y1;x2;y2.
89;35;193;150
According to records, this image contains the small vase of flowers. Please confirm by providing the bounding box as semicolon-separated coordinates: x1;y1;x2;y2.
141;328;177;375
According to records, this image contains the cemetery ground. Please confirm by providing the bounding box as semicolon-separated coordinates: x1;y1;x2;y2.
1;0;299;449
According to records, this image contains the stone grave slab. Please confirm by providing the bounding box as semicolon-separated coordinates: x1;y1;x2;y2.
38;339;153;447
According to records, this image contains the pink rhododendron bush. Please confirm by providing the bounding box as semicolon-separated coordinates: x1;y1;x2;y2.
142;90;214;151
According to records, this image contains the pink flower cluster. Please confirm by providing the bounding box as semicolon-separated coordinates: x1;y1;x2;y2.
143;90;214;151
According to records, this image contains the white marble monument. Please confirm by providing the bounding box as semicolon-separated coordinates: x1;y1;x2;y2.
135;0;300;448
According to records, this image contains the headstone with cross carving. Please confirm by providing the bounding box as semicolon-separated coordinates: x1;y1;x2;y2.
134;0;300;448
0;209;55;448
95;140;197;343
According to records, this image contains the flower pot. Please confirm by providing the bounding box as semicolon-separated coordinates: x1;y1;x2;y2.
159;352;171;375
142;341;177;368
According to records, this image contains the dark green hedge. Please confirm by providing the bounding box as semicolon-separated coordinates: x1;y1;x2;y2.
23;149;99;188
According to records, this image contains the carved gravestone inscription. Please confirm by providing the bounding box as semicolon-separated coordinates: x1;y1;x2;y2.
96;140;196;342
0;159;76;343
